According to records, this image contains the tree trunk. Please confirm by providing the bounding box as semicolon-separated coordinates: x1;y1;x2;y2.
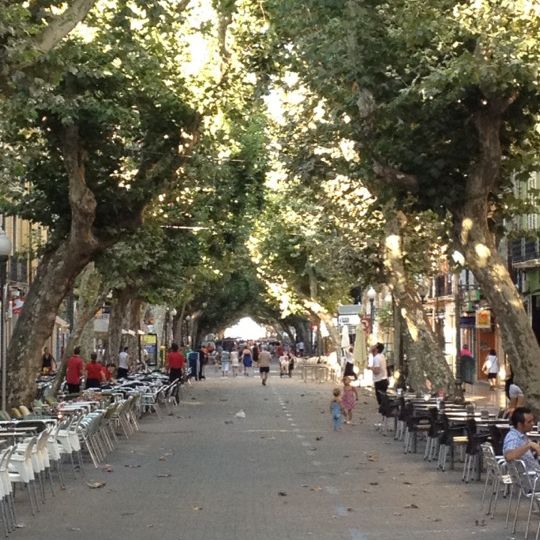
384;212;454;394
106;287;132;365
456;197;540;409
51;271;107;396
453;100;540;411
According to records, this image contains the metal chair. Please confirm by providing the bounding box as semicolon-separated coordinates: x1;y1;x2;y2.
507;459;540;540
480;443;513;523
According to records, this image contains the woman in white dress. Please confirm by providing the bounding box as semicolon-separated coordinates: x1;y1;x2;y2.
230;347;239;377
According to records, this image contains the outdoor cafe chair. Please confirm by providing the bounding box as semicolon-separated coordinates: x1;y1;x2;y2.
480;443;513;523
507;459;540;540
46;422;65;489
423;407;442;461
377;394;399;434
0;446;17;535
437;414;468;471
403;403;431;454
7;437;39;516
462;418;490;482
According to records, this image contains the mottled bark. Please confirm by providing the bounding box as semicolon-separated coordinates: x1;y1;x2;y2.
51;274;107;396
453;100;540;411
106;287;132;365
32;0;98;55
384;212;454;393
5;126;101;407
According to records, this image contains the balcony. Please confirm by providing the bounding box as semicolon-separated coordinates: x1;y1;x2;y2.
511;238;540;269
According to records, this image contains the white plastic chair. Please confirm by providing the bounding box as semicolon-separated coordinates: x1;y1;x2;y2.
7;437;39;516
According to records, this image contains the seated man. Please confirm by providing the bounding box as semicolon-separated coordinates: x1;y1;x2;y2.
503;407;540;471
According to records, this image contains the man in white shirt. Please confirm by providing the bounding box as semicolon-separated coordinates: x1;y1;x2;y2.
369;342;388;405
117;347;129;378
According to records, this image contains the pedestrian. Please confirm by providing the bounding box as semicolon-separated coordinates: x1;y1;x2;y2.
41;347;57;374
85;352;105;388
257;347;272;385
482;349;499;390
297;340;304;357
505;363;514;400
117;346;130;379
166;342;185;383
252;342;259;364
288;353;295;378
503;407;540;472
198;344;208;380
504;383;526;417
66;346;85;394
241;345;252;376
343;345;357;380
330;387;344;432
221;348;231;376
279;353;289;378
341;376;359;424
230;346;239;376
369;342;388;405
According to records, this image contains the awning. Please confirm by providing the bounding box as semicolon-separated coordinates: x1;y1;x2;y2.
55;316;70;328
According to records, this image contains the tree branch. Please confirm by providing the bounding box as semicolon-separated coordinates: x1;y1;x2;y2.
31;0;98;54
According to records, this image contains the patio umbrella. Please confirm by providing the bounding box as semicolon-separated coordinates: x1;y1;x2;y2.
353;323;368;372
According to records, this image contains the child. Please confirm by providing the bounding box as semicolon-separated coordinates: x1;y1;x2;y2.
279;354;289;378
330;388;344;431
342;376;358;424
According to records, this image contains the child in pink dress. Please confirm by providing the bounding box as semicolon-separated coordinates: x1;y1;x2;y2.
341;376;358;424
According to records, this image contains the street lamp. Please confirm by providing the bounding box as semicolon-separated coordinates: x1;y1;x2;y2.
367;286;376;336
0;229;12;411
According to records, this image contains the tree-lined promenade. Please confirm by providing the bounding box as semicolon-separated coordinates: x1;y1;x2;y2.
0;1;539;409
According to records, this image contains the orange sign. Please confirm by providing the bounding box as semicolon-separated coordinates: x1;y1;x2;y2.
475;309;491;329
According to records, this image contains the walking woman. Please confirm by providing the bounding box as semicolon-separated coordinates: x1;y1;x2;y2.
230;346;240;376
242;345;252;376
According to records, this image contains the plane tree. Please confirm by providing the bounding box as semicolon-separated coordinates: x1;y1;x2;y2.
267;0;540;405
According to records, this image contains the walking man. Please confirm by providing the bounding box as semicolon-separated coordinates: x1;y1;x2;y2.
257;347;272;386
117;347;130;379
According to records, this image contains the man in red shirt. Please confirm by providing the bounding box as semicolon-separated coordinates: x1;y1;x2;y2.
85;352;105;388
166;342;186;383
66;346;85;394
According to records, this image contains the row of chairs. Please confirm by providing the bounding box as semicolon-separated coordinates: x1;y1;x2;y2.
0;386;178;536
380;396;494;481
377;396;540;539
481;443;540;540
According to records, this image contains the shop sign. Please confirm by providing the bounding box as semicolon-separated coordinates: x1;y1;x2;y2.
475;309;491;329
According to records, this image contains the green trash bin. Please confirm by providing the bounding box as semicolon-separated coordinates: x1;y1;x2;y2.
460;355;475;385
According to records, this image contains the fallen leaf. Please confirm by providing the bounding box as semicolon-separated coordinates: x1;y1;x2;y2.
404;504;418;509
278;491;287;497
156;473;172;478
403;481;412;485
192;506;203;511
369;482;378;486
315;436;323;441
120;512;136;516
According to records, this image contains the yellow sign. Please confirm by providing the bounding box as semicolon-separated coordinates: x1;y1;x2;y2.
475;309;491;329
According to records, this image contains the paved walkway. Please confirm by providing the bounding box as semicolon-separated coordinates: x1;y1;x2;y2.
12;368;515;540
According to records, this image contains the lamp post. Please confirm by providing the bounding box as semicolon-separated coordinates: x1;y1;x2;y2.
170;308;177;344
0;229;11;412
367;286;376;337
